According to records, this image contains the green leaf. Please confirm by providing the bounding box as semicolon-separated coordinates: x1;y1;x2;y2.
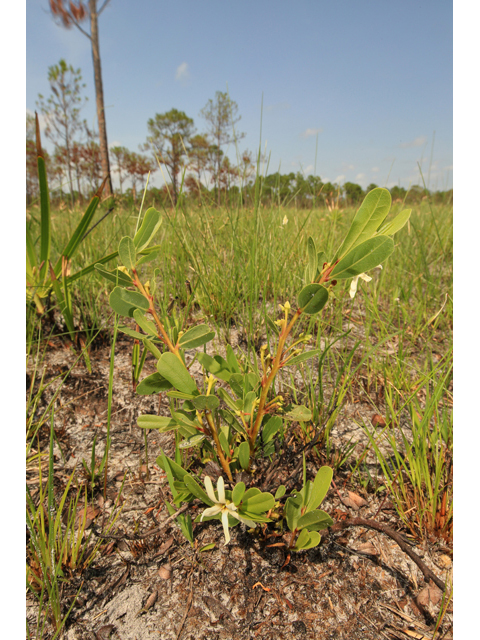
132;309;157;336
118;325;147;340
226;344;241;373
53;182;106;276
109;286;149;317
331;235;394;280
178;434;206;449
262;416;283;444
376;208;412;237
179;324;216;349
136;373;173;395
170;409;197;428
94;264;133;287
232;482;246;506
136;248;162;267
241;491;275;514
285;494;303;532
229;373;245;398
334;187;392;260
296;509;333;531
293;528;321;551
143;338;161;360
197;353;231;382
156;451;189;482
166;390;196;400
242;487;261;501
37;148;51;277
307;236;317;282
183;474;214;506
287;349;322;366
191;395;220;411
157;352;198;395
285;405;312;422
118;236;136;271
133;207;163;252
238;441;250;470
316;251;327;274
243;391;257;416
137;415;178;431
305;466;333;512
274;485;286;500
297;283;329;315
199;542;216;552
216;387;239;412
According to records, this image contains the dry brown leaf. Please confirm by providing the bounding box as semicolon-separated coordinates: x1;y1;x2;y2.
158;563;172;580
371;414;387;427
357;542;378;555
416;582;442;608
439;554;452;568
157;536;174;554
341;490;368;510
143;590;158;611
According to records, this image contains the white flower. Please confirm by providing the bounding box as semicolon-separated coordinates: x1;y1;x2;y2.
282;215;288;225
349;273;372;299
200;476;257;544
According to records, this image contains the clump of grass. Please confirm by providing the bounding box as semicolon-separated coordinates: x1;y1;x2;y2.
361;352;453;542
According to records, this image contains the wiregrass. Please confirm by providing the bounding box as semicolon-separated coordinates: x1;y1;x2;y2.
26;198;453;634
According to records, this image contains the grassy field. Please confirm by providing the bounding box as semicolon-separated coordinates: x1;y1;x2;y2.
26;197;453;637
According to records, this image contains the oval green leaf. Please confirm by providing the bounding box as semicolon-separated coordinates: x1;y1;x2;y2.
296;509;333;531
133;207;162;252
109;286;150;317
94;264;133;287
137;415;178;432
118;236;136;271
232;482;246;506
179;324;216;350
331;235;394;280
305;466;333;512
297;283;329;315
241;491;275;514
136;373;173;395
238;441;250;470
376;208;411;237
334;187;392;260
157;352;198;395
191;395;220;411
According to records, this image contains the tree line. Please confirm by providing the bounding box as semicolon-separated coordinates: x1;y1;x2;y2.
26;58;451;209
28;51;451;209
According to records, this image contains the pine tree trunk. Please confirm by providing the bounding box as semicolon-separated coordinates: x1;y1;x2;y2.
89;0;113;197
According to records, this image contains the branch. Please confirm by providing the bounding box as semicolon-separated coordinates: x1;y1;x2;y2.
329;517;446;592
98;0;112;16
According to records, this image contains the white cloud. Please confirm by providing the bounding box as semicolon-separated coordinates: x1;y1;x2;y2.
334;174;346;184
301;127;322;139
355;173;365;181
303;164;314;175
444;164;453;171
175;62;190;82
371;166;379;173
399;136;427;149
344;163;355;171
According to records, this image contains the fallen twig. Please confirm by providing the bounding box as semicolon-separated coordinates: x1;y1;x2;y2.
330;517;446;592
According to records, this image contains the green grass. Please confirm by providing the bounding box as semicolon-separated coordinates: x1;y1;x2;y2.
26;197;453;634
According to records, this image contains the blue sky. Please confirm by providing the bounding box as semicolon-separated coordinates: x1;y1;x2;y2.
25;0;452;191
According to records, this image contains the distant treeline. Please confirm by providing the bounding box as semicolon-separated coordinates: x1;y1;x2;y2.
28;59;452;210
